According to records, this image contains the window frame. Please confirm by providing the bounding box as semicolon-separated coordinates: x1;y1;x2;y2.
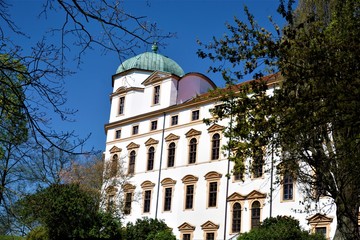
251;201;261;229
118;96;125;115
282;173;294;201
141;181;155;214
171;115;178;126
211;133;220;160
150;120;158;131
147;146;155;171
163;187;172;211
167;142;176;167
191;109;200;121
132;125;139;135
188;138;197;164
185;184;194;210
208;182;218;208
115;129;121;139
204;171;222;209
252;147;265;178
128;150;136;175
161;178;176;213
231;202;242;233
182;175;198;211
153;85;160;105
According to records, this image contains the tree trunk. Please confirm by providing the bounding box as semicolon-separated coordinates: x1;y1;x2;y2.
333;197;360;240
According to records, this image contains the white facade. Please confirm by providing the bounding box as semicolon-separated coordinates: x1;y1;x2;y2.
103;54;337;240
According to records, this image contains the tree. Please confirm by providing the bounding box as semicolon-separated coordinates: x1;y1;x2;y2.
0;0;173;234
237;216;325;240
124;217;176;240
198;0;360;239
16;183;123;239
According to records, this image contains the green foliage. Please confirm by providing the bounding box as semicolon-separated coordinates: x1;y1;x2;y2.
26;226;48;240
199;0;360;239
124;218;176;240
237;216;325;240
0;54;28;148
16;184;122;240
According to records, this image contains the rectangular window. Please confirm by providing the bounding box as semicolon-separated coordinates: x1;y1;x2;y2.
153;85;160;104
283;174;293;200
315;227;327;237
115;130;121;139
151;120;157;131
208;182;217;207
171;115;178;125
107;195;114;212
182;234;191;240
164;188;172;211
206;233;215;240
119;96;125;114
143;190;151;213
132;125;139;135
124;192;132;215
191;110;199;121
234;172;241;181
185;185;194;209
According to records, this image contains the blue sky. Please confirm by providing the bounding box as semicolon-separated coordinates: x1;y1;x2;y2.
8;0;283;152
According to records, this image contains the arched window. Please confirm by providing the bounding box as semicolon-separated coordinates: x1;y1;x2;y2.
189;138;197;164
128;151;136;174
232;202;241;233
110;154;118;177
168;142;176;167
147;147;155;171
251;201;261;229
211;133;220;160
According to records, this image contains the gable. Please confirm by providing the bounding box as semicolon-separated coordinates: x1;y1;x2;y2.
178;222;196;231
109;146;122;153
207;124;224;133
201;220;219;230
127;142;140;150
144;138;159;146
185;128;202;138
165;133;180;142
307;213;333;224
142;71;175;86
246;190;266;200
227;192;246;202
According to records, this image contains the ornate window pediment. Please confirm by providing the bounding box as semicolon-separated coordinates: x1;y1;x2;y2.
207;124;224;133
142;71;174;86
204;171;222;180
178;222;196;231
307;213;333;224
227;192;246;202
165;133;180;142
201;220;219;230
246;190;266;200
109;146;122;153
123;183;136;192
185;128;202;138
182;175;199;183
145;138;159;146
127;142;140;150
161;178;177;186
141;180;155;189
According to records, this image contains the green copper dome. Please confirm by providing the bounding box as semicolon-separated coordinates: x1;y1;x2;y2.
116;48;185;76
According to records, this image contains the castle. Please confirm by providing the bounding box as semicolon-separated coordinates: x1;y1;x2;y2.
102;45;336;240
